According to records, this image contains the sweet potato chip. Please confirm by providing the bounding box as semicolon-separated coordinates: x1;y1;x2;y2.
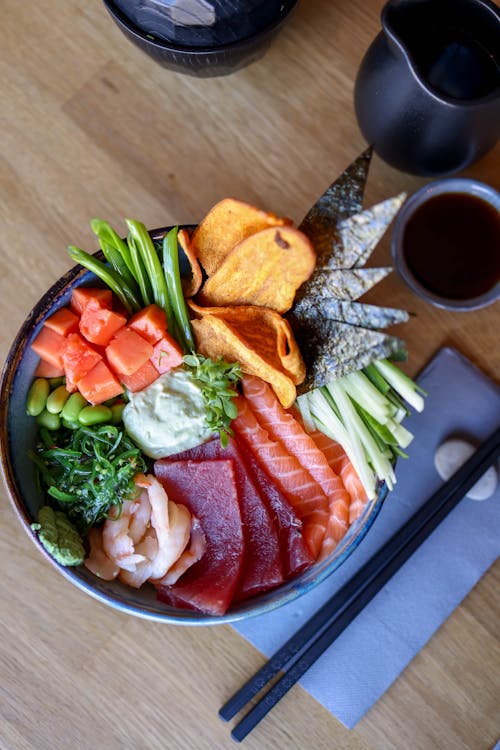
178;228;203;297
189;301;306;408
197;226;316;314
191;198;291;276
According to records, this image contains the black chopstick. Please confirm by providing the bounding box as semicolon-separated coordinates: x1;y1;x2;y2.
220;425;500;742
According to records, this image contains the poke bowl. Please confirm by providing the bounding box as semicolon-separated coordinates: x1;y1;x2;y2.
0;163;421;625
0;224;390;625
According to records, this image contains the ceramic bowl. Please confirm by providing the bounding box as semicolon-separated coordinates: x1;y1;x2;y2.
101;0;299;78
391;178;500;311
0;227;388;625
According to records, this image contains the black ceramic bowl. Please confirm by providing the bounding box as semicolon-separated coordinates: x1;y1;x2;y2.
0;226;388;625
101;0;299;77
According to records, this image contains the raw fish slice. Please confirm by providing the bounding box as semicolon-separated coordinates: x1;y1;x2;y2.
232;395;329;559
235;439;314;578
309;428;369;524
165;438;284;601
154;459;244;616
242;376;350;558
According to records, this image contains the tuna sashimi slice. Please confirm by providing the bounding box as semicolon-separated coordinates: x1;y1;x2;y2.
242;375;351;560
234;437;314;578
154;459;244;616
232;395;329;559
162;438;284;602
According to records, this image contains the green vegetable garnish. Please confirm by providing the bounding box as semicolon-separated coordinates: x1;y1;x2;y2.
29;424;148;533
67;245;142;315
184;353;242;447
31;506;85;566
162;226;195;353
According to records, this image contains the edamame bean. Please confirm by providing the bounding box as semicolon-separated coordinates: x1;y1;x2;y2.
110;402;125;425
61;417;80;430
46;385;71;414
36;408;61;431
78;405;113;426
48;377;65;389
61;392;88;422
26;378;50;416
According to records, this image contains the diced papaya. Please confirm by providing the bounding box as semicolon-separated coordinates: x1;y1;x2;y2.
70;287;113;315
150;333;184;374
62;333;102;384
128;304;168;345
79;300;127;347
34;359;65;378
44;307;80;337
119;360;160;392
31;327;67;370
78;360;124;405
105;328;154;376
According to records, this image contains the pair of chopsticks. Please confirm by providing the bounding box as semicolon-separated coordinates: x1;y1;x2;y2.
220;425;500;742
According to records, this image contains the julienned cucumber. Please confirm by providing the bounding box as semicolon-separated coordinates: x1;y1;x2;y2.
297;359;426;499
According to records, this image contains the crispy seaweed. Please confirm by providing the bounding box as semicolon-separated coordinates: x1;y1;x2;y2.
299;147;373;266
296;267;392;302
290;298;410;330
288;149;411;391
328;193;407;269
295;320;407;393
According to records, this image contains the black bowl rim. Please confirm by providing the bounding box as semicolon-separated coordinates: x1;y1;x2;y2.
102;0;300;55
0;225;387;625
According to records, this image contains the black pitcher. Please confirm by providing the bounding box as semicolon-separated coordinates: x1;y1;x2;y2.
354;0;500;176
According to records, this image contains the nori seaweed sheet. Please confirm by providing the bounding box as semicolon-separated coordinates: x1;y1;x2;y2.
295;267;392;302
295;320;407;393
299;147;373;266
330;193;407;269
289;148;411;391
290;298;410;329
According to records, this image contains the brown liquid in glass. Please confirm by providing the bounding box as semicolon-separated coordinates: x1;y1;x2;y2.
403;193;500;300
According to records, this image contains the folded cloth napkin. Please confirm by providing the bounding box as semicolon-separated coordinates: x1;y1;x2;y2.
233;346;500;728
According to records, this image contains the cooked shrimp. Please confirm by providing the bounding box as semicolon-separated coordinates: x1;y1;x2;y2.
119;475;192;588
84;527;120;581
101;499;148;572
152;517;206;586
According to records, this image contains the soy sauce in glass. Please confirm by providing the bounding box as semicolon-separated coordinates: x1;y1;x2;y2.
402;193;500;300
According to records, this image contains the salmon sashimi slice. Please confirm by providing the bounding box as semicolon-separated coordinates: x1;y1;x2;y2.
242;375;351;560
308;427;369;524
232;394;329;559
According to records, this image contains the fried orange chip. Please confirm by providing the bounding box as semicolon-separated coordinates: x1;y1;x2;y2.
191;198;292;276
189;301;305;386
177;229;203;297
197;226;316;314
189;301;306;408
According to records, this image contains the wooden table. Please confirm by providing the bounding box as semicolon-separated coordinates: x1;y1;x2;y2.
1;1;499;748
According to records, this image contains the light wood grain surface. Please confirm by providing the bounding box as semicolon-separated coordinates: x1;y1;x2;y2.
1;1;499;749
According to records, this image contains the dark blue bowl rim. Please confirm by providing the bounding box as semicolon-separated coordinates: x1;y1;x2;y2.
102;0;299;55
0;225;388;625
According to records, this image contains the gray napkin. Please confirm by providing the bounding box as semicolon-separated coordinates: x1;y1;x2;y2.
233;346;500;728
